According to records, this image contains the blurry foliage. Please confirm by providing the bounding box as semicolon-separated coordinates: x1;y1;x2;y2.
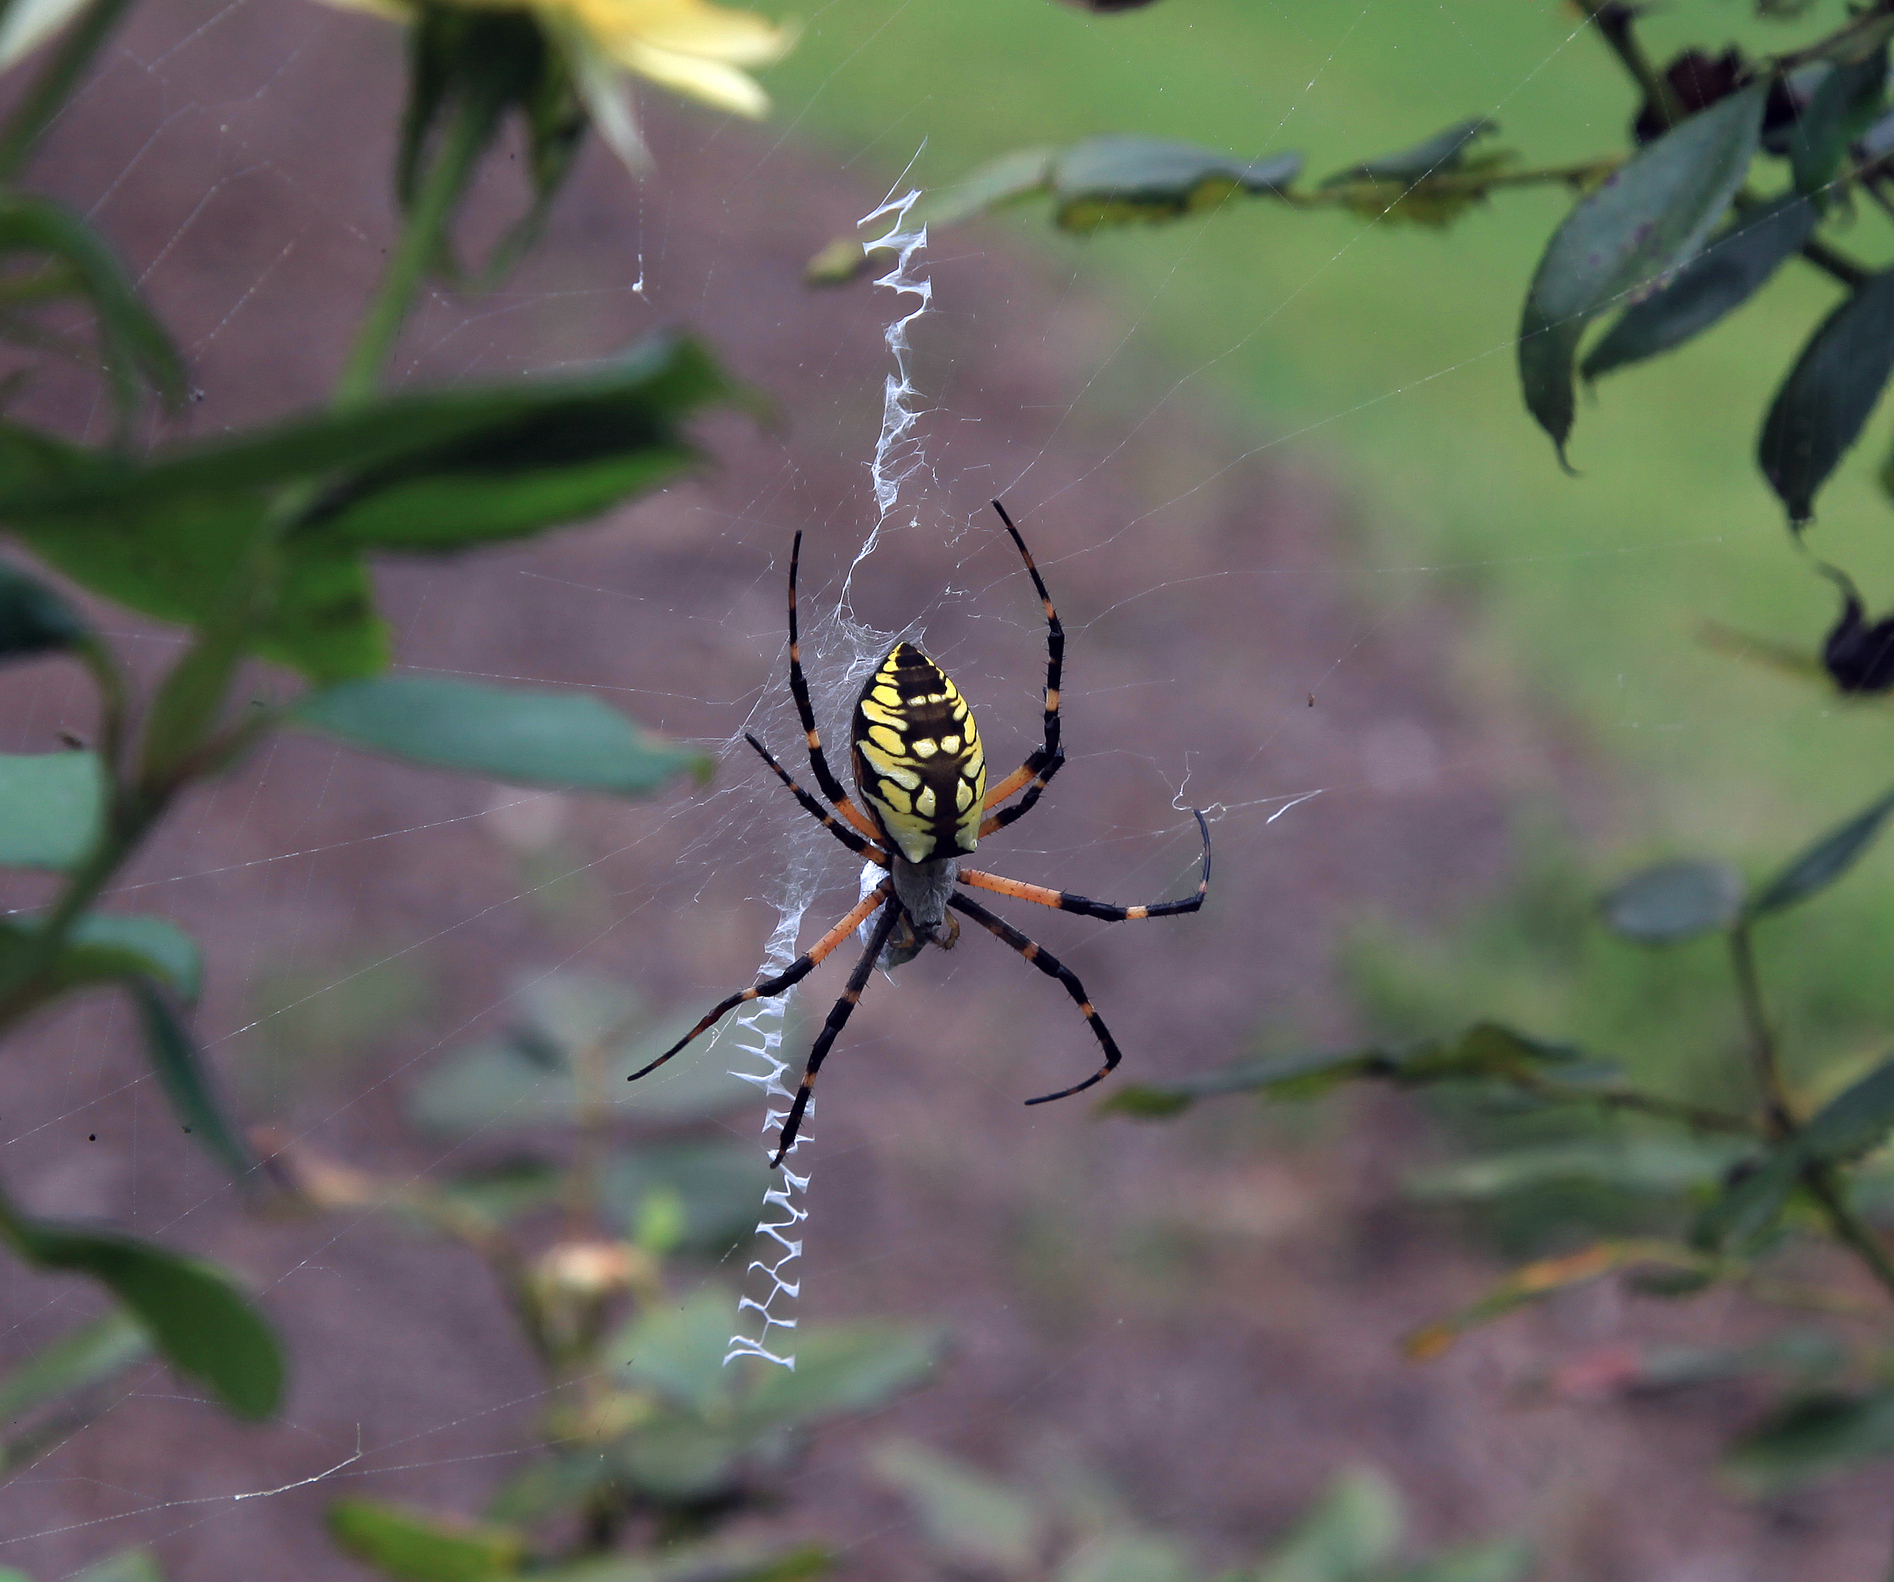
872;1449;1529;1582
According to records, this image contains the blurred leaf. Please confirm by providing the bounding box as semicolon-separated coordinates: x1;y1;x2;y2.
0;1201;282;1418
1519;84;1761;464
484;1449;615;1527
599;1141;771;1252
410;982;756;1133
128;979;253;1182
1405;1241;1712;1360
1689;1150;1801;1253
1749;782;1894;916
0;555;85;658
739;1321;944;1432
869;1438;1042;1574
1799;1054;1894;1162
1723;1386;1894;1491
58;912;201;1000
293;676;709;795
1322;117;1496;185
326;1499;526;1581
1582;195;1817;381
0;749;102;869
436;1158;563;1224
1406;1136;1747;1203
0;1307;147;1420
1789;46;1888;195
1101;1022;1586;1117
0;192;185;425
1052;136;1301;231
1252;1467;1402;1582
613;1285;737;1414
69;1551;167;1582
0;0;95;71
1383;1539;1533;1582
538;1541;830;1582
1054;1533;1196;1582
1761;265;1894;526
1599;857;1743;942
614;1416;753;1502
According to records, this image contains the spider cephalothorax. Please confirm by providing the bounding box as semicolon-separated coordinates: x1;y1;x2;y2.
631;501;1211;1167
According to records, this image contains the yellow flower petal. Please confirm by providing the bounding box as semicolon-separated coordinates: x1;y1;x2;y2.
576;0;790;65
619;38;769;116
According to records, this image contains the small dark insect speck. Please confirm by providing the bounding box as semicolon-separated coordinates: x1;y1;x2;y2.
1307;693;1315;707
87;1133;96;1142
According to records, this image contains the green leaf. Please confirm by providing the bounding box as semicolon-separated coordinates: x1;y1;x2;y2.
1581;195;1817;381
1789;45;1888;196
0;1307;148;1420
128;980;253;1181
326;1499;526;1582
292;676;710;795
613;1285;738;1413
739;1321;943;1432
536;1541;830;1582
1723;1387;1894;1492
1519;85;1762;464
483;1450;616;1527
1599;857;1743;942
1321;116;1496;184
1798;1054;1894;1163
0;555;86;658
0;192;185;425
1750;782;1894;916
598;1141;771;1252
63;913;201;1000
1406;1136;1747;1203
1253;1467;1403;1582
69;1550;168;1582
1761;265;1894;526
1689;1149;1800;1254
1383;1539;1534;1582
1053;1533;1196;1582
409;978;755;1133
869;1440;1042;1574
1051;135;1302;231
0;749;103;869
0;1203;282;1418
1099;1023;1585;1116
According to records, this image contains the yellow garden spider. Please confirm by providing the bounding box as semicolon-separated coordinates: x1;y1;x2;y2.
631;501;1211;1166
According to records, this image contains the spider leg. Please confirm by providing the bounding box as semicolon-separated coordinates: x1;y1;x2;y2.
744;733;888;866
960;808;1211;921
947;893;1122;1106
981;499;1067;819
629;880;894;1083
771;897;904;1167
786;531;881;842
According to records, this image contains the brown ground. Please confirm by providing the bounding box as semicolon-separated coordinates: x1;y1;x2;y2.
0;3;1888;1578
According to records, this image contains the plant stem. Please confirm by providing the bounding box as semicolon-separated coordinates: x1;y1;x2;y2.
1513;1071;1757;1137
333;91;495;406
0;0;137;180
1804;1164;1894;1304
1577;0;1685;132
1729;923;1796;1139
1798;234;1873;289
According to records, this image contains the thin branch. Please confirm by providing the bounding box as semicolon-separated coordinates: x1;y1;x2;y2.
1510;1070;1758;1137
1804;1165;1894;1305
1729;923;1797;1139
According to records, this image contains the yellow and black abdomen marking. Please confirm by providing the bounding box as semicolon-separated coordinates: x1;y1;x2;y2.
850;642;987;864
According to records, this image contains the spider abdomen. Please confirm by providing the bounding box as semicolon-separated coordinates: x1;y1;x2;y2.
850;642;987;864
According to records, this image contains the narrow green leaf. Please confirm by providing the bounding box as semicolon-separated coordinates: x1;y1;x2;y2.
0;192;185;422
1406;1136;1746;1202
1690;1150;1799;1253
1724;1387;1894;1492
0;1205;282;1418
1581;196;1816;381
128;980;253;1181
326;1499;526;1582
1759;266;1894;525
1798;1054;1894;1163
293;675;710;794
1051;136;1301;231
1320;117;1496;184
0;749;102;869
1750;782;1894;915
869;1440;1042;1574
0;555;85;658
0;1307;148;1419
1790;46;1888;195
534;1540;830;1582
1519;85;1761;463
1599;857;1744;942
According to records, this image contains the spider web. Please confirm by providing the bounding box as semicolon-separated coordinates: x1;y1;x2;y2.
2;1;1882;1578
